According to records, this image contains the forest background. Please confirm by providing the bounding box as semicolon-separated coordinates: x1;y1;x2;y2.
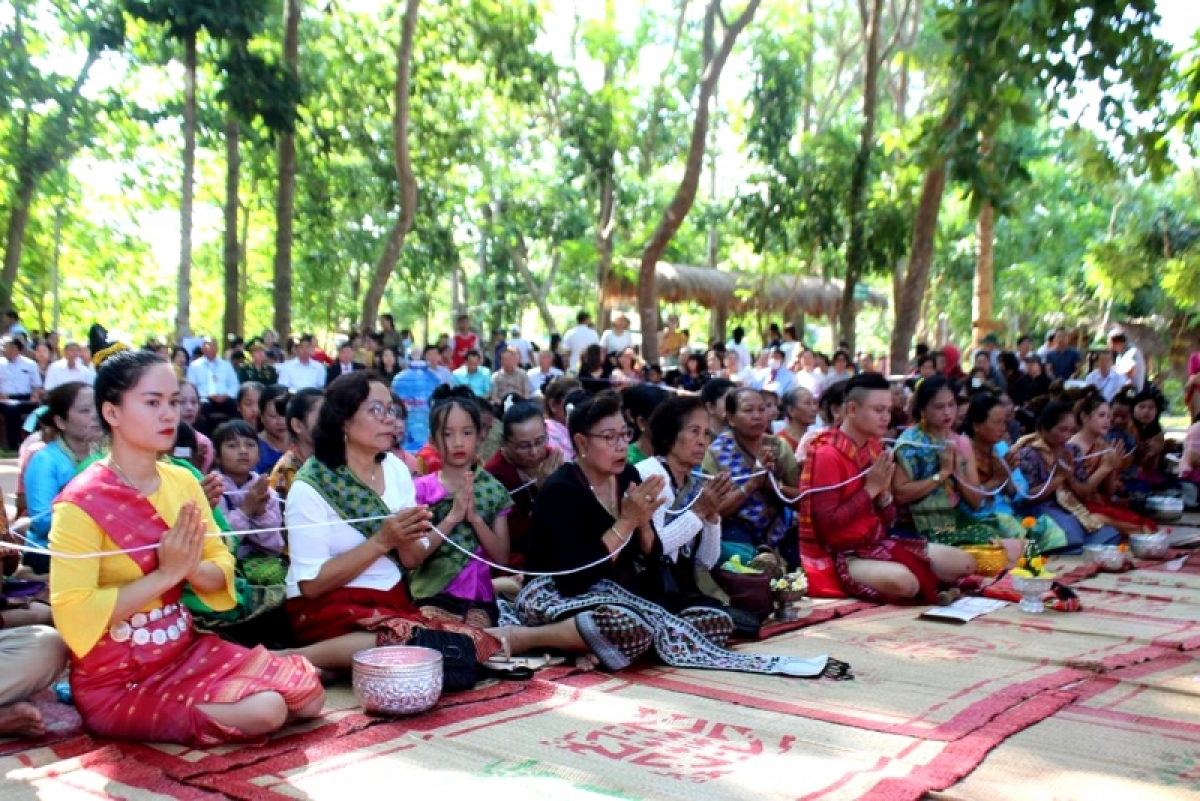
3;0;1200;372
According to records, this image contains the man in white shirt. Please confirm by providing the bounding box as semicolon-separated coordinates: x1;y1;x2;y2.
44;342;95;391
1109;331;1146;392
1036;331;1054;360
0;337;43;449
562;310;600;373
727;326;752;374
186;336;241;424
529;350;564;395
1084;350;1127;401
277;334;327;391
599;313;633;357
507;327;535;367
779;323;801;365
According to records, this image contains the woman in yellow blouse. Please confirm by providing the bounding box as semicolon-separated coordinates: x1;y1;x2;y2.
50;343;324;745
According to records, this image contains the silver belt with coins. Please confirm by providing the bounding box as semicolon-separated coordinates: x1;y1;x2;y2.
109;603;191;646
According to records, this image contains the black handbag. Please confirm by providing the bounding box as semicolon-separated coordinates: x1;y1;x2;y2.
408;628;479;692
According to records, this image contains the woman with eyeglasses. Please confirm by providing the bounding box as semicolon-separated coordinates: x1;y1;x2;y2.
515;391;846;678
484;398;564;570
284;372;578;675
701;388;801;566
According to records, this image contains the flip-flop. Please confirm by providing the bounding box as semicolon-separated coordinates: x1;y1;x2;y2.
478;662;534;681
483;653;566;671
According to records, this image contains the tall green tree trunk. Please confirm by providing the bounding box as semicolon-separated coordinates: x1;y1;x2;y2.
362;0;420;331
1;174;36;310
889;162;947;368
223;111;242;341
971;200;995;347
637;0;762;365
595;174;615;328
177;31;198;341
273;0;300;340
839;0;884;355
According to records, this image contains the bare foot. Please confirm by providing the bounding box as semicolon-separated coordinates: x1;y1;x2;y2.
574;653;601;673
0;702;45;738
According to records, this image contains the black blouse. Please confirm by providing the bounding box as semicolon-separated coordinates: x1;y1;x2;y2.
525;463;662;597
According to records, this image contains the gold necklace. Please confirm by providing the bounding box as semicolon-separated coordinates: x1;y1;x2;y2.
349;457;379;491
108;456;160;495
580;463;618;517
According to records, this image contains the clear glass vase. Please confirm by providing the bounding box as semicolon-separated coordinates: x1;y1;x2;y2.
1011;575;1054;614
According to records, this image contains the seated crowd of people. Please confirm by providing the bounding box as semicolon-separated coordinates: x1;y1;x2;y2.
0;308;1194;749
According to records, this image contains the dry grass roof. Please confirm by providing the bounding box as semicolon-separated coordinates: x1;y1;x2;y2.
603;262;888;317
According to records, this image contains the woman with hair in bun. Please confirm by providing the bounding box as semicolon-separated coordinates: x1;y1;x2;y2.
49;341;323;744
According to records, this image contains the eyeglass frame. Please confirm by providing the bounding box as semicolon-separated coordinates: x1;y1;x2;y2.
585;425;636;448
506;433;549;454
361;401;403;421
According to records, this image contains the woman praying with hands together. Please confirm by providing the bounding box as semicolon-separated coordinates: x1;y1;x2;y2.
49;345;322;745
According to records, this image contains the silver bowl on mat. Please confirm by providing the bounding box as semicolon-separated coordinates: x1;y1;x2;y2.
1130;532;1171;560
1082;545;1127;571
353;646;443;715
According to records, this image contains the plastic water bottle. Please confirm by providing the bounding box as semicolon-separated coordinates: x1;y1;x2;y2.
392;361;440;451
54;679;73;705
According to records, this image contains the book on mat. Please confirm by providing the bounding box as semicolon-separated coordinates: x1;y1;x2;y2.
920;597;1009;624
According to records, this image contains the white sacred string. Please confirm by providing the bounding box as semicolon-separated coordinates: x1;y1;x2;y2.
0;442;1106;572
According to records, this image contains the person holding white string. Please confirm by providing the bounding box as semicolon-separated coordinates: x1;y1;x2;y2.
635;395;760;630
483;397;564;571
799;373;975;604
1008;401;1121;553
281;371;582;676
700;387;800;566
516;391;849;678
48;342;324;744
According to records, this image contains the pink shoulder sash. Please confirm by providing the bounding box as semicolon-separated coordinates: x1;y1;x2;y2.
58;461;171;575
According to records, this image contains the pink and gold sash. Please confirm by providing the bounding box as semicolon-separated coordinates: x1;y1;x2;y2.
59;462;191;674
58;462;172;575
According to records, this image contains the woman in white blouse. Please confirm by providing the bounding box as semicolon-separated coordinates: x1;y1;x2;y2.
635;395;740;604
283;372;584;673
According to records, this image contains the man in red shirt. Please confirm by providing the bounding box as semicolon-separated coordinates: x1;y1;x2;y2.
450;314;480;370
799;372;973;603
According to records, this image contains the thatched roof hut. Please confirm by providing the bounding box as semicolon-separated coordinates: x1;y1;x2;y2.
602;262;888;318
